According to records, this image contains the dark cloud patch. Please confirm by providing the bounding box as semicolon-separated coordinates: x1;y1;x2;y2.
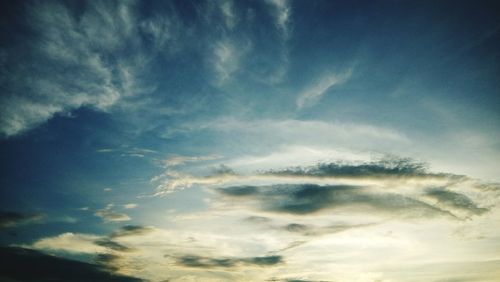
425;188;489;215
110;225;154;238
0;211;43;229
264;158;453;179
0;247;143;282
217;184;455;218
283;223;374;236
176;255;283;268
219;185;259;196
95;253;121;265
94;238;133;252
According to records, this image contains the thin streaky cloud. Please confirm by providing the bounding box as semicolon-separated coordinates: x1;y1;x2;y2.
296;68;353;109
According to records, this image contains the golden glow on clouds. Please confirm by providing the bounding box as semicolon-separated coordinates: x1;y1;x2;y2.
26;155;500;281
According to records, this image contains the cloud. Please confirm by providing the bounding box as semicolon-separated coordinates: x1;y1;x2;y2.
282;222;375;237
211;39;250;85
198;158;491;220
217;184;457;218
94;238;134;252
220;0;237;29
123;203;138;209
0;0;157;137
425;187;489;216
266;0;291;38
0;211;43;229
175;255;283;268
110;225;155;238
163;155;222;167
0;247;143;282
296;68;353;109
264;156;434;178
152;169;237;196
151;154;457;196
95;205;131;222
31;232;107;254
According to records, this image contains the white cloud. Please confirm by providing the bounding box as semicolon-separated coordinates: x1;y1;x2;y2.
296;68;353;109
266;0;291;39
123;203;138;209
31;232;106;254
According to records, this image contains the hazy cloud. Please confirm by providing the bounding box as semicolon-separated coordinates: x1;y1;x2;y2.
0;211;43;229
176;255;283;268
296;68;353;109
0;0;154;137
163;155;222;167
266;0;291;38
95;205;131;222
110;225;155;238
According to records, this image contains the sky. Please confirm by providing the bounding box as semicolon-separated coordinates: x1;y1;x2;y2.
0;0;500;281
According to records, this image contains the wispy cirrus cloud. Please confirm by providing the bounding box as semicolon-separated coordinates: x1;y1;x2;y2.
266;0;292;39
163;154;222;167
296;68;353;109
0;0;157;137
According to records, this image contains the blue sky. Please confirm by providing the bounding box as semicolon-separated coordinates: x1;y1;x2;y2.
1;0;500;281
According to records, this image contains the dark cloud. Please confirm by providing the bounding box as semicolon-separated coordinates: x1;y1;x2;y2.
219;185;259;196
94;238;134;252
110;225;154;238
425;188;489;215
0;211;43;229
217;184;456;218
264;158;454;179
0;247;143;282
176;255;283;268
283;223;374;236
95;253;122;265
